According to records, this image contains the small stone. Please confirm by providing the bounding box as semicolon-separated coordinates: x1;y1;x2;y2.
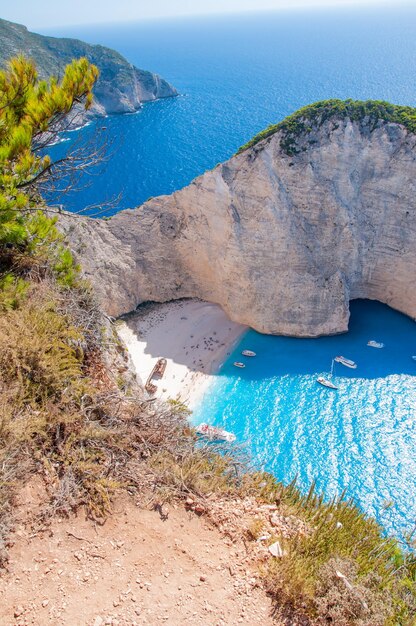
14;606;24;618
268;541;284;558
113;600;120;607
270;514;280;527
200;575;207;582
335;569;353;590
93;618;104;626
41;599;49;608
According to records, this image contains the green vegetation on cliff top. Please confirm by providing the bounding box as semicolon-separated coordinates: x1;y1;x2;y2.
238;99;416;156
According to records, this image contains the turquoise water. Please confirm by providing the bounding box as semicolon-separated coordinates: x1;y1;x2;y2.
40;8;416;536
193;300;416;538
43;5;416;213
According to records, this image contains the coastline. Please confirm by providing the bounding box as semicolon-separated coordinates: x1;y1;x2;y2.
116;299;247;409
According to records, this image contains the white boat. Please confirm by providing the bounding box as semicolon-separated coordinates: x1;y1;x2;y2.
242;350;256;357
334;356;357;369
412;356;416;361
196;423;236;443
317;376;338;390
233;361;245;368
367;340;384;348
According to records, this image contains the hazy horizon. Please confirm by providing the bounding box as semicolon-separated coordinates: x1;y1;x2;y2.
0;0;413;30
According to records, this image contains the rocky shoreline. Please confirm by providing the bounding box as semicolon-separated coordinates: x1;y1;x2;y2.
0;18;178;124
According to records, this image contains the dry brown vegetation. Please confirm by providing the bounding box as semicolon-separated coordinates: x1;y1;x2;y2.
0;272;415;625
0;278;195;552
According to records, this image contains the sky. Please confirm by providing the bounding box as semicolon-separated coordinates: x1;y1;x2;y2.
0;0;412;29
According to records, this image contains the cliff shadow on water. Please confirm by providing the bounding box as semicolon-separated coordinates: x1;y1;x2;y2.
219;300;416;381
126;298;416;381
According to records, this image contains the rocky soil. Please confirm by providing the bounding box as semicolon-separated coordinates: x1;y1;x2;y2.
0;487;291;626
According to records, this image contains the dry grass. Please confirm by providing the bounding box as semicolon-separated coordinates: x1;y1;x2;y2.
246;518;266;541
0;278;238;563
0;276;415;625
255;482;416;625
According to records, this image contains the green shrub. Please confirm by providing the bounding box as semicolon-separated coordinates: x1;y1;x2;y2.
237;99;416;156
0;273;28;311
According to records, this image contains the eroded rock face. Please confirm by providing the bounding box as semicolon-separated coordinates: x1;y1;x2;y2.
60;116;416;336
0;18;177;120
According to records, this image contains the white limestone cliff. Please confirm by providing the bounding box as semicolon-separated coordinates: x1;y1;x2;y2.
60;112;416;336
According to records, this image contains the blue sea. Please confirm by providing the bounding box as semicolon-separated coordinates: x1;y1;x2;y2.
193;300;416;538
41;6;416;536
43;5;416;214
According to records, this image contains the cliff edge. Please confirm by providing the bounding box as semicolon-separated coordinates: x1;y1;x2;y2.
61;100;416;336
0;18;177;119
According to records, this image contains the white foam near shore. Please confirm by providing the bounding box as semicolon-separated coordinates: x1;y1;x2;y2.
116;299;247;409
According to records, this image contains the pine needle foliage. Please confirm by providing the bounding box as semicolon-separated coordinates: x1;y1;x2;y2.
0;55;98;285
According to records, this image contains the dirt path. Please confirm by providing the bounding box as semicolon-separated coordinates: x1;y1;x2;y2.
0;495;276;626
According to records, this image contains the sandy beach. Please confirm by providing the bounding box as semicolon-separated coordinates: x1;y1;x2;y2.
116;299;247;409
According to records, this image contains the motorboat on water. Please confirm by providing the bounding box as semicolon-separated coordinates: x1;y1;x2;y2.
317;376;338;390
234;361;245;368
367;340;384;348
196;423;236;443
242;350;256;357
334;356;357;369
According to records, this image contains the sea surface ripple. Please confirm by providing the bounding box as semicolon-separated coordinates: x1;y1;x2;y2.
193;301;416;538
43;5;416;214
40;9;416;537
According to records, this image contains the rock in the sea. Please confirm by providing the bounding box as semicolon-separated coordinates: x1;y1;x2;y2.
0;18;177;121
60;100;416;336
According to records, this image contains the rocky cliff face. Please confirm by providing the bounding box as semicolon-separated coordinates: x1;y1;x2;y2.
60;102;416;336
0;18;177;120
